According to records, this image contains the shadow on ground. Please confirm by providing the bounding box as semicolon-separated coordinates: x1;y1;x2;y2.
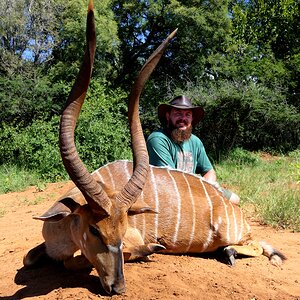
0;260;106;300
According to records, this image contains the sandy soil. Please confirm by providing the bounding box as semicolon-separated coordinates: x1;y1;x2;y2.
0;182;299;300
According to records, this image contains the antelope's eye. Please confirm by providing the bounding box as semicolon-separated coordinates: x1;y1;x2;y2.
89;225;101;238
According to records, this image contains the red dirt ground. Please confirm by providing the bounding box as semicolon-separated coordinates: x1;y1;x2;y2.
0;182;299;300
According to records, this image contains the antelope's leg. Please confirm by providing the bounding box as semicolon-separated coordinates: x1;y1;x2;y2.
223;247;238;266
23;242;48;267
63;253;92;270
123;227;165;261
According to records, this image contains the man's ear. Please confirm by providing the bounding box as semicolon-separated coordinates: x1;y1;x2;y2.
166;111;170;122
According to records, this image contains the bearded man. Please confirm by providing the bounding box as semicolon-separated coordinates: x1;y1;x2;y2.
146;95;240;205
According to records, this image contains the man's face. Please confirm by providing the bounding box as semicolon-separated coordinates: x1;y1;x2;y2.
166;108;193;130
166;108;193;143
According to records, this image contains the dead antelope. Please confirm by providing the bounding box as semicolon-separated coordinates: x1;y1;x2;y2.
23;0;286;296
54;159;286;267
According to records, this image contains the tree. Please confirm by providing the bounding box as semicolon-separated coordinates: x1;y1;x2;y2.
48;0;120;83
110;0;234;135
111;0;232;89
0;0;62;75
0;0;120;126
229;0;300;109
0;0;67;125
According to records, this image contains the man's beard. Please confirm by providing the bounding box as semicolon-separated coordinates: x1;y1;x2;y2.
168;122;193;143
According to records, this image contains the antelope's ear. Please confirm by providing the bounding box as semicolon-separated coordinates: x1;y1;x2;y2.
128;198;158;216
33;198;80;222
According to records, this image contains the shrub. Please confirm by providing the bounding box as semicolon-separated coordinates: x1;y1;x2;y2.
0;81;132;180
75;81;132;171
173;80;300;160
222;148;260;165
0;117;64;181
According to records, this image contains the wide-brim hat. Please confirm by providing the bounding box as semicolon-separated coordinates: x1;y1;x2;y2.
158;95;204;126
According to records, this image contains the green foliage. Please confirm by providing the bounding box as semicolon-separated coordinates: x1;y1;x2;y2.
229;0;300;109
0;74;65;126
173;80;300;158
49;0;119;83
0;83;131;180
221;148;260;165
0;0;120;127
112;0;231;88
0;0;61;73
75;81;132;171
260;188;299;231
289;149;300;183
0;117;64;181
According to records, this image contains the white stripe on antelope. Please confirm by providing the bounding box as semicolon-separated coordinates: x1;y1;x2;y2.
23;0;286;296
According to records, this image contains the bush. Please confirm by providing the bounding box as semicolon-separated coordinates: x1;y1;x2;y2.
222;148;260;165
0;74;67;127
0;82;132;180
0;117;64;181
173;80;300;159
75;81;132;171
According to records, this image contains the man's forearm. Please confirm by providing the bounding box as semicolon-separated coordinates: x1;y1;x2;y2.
202;169;217;183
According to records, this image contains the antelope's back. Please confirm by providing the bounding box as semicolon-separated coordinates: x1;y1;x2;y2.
93;160;251;253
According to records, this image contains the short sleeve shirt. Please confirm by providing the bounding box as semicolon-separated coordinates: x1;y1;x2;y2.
146;128;213;175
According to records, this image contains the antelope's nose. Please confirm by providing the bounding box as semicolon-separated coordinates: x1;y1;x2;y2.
103;275;126;295
111;280;126;295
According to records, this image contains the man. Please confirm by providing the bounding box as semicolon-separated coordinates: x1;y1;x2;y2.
146;95;240;205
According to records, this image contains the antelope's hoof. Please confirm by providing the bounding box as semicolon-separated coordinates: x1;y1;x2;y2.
224;247;237;266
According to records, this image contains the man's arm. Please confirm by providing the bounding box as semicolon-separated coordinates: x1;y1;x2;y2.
202;168;217;182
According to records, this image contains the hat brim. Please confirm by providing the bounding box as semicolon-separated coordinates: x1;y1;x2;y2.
158;103;204;126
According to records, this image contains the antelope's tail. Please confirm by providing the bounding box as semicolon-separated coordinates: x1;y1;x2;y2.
260;241;287;266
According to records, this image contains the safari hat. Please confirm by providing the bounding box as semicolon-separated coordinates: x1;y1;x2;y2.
158;95;204;126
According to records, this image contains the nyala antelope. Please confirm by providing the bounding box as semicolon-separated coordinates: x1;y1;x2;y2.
24;0;286;295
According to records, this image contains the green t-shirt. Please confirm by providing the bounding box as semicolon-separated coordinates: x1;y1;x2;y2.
146;128;213;175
